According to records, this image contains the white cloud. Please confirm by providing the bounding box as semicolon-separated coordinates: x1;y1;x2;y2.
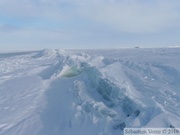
0;23;20;32
74;0;180;33
0;25;97;50
0;0;69;20
1;0;179;33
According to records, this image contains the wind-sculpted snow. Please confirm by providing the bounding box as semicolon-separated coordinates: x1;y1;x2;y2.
32;49;59;58
0;48;180;135
83;65;138;117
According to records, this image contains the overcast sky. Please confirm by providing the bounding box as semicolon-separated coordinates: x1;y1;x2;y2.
0;0;180;50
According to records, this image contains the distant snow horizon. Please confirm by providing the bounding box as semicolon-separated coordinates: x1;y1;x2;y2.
1;45;180;53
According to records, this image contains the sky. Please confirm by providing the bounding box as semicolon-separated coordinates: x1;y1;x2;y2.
0;0;180;50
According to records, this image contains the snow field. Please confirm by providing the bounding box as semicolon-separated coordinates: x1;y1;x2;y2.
0;48;180;135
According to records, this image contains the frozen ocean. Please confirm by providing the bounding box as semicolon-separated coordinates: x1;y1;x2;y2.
0;48;180;135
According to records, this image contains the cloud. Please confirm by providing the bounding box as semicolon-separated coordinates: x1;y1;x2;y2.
0;25;97;50
0;0;180;50
75;0;180;33
1;0;179;33
0;23;20;32
0;0;71;21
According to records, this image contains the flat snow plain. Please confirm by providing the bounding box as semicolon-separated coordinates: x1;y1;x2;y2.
0;48;180;135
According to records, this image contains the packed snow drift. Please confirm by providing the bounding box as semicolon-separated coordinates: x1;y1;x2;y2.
0;48;180;135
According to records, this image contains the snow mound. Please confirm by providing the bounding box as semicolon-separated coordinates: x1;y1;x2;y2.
32;49;59;58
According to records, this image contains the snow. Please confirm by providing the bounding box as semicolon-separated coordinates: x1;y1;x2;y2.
0;48;180;135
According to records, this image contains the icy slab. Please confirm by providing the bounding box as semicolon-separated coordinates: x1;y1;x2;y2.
59;65;82;77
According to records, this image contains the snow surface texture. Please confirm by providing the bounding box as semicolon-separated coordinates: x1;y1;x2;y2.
0;48;180;135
